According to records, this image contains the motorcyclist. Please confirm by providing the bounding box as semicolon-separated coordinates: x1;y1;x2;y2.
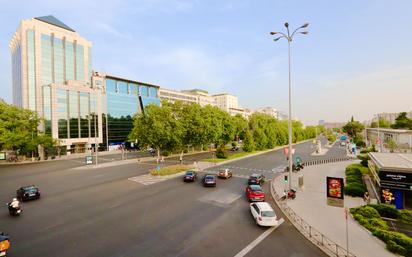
8;198;20;213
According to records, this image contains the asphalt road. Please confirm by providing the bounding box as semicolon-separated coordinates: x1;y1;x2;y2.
0;138;346;257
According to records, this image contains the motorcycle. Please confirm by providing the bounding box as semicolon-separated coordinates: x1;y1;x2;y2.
280;189;296;200
284;163;304;173
0;232;10;256
7;203;22;216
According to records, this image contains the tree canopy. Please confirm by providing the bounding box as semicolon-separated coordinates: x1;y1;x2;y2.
129;100;318;154
0;100;55;155
343;117;365;138
391;112;412;130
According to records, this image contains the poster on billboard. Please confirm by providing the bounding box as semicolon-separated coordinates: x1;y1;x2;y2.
326;176;344;207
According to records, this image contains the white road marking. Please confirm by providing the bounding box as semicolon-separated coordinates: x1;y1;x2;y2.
233;218;284;257
128;172;184;185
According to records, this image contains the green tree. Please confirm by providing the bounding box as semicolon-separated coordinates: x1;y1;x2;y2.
232;114;248;141
129;103;184;156
391;112;412;129
343;117;365;138
0;100;55;156
242;130;255;152
371;118;391;128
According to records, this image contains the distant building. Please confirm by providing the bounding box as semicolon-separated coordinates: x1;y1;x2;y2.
229;107;252;119
365;128;412;153
256;107;278;119
318;120;325;126
159;88;198;104
182;89;217;106
213;93;238;113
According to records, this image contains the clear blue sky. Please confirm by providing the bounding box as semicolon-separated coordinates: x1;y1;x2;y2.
1;0;411;125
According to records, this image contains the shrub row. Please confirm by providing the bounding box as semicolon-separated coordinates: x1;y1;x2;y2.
368;204;412;224
373;229;412;256
344;165;367;197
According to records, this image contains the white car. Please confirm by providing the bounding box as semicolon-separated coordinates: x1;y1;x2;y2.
250;202;278;226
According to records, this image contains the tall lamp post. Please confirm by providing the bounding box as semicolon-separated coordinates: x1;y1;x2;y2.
270;22;309;191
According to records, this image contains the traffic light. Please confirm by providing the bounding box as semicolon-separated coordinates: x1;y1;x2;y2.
284;175;288;183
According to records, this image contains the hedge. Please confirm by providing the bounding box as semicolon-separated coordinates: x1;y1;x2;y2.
387;240;407;256
373;229;412;256
368;204;399;219
344;163;367;197
344;183;367;197
215;147;228;159
400;210;412;225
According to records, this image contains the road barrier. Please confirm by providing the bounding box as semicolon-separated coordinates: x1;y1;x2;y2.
303;157;355;167
270;182;356;257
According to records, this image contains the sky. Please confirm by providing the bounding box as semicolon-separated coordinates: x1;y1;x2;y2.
0;0;411;125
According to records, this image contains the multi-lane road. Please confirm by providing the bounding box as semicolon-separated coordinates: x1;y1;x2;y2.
0;138;347;257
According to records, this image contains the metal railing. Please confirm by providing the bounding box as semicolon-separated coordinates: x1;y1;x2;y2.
271;183;357;257
304;157;355;166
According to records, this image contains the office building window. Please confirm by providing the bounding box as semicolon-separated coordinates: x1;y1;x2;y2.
54;37;64;84
118;81;127;94
69;91;79;138
27;29;36;111
57;89;68;139
43;86;52;135
75;44;84;81
79;92;89;138
140;85;148;97
41;34;52;86
106;79;116;93
65;41;75;81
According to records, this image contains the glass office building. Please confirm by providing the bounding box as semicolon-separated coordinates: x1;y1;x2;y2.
10;16;161;153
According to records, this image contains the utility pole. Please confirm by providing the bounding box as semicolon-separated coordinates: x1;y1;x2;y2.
94;114;98;166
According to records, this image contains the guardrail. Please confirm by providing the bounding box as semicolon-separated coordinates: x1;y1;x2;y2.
271;182;357;257
304;157;355;167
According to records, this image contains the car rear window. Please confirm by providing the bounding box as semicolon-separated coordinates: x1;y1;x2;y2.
250;185;262;191
261;211;276;217
25;188;38;193
205;175;214;179
186;172;193;175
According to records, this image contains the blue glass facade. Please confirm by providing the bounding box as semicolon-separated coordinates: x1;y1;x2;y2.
105;77;160;145
27;29;36;111
12;43;22;107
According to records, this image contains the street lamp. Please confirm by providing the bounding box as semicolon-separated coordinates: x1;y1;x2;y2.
270;22;309;191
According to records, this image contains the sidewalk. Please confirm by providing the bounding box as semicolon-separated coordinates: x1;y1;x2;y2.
272;161;396;257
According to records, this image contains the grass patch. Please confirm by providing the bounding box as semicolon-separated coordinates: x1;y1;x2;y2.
150;164;193;176
203;151;259;163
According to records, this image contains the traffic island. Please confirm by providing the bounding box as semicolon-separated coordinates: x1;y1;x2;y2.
149;164;194;176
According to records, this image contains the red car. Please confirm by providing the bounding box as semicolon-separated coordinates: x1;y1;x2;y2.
246;185;265;202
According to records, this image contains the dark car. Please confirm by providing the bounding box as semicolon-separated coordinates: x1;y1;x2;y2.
248;174;265;186
202;174;217;187
16;186;40;201
183;171;197;182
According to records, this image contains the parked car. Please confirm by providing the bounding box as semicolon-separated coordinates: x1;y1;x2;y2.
183;171;197;182
250;202;278;226
246;185;265;202
248;174;265;185
202;174;217;187
217;168;233;179
16;186;40;201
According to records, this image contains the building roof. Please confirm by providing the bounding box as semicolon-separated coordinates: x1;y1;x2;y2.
366;128;412;134
34;15;75;32
369;152;412;172
105;74;160;88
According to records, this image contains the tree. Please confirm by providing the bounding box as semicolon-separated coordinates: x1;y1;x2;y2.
342;118;365;138
386;138;397;153
242;130;255;152
129;103;184;156
0;100;55;156
232;114;248;141
370;118;391;128
391;112;412;130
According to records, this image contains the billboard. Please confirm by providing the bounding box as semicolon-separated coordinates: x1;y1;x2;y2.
326;176;344;207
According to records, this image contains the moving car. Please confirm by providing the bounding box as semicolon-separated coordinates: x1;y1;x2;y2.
0;232;10;256
246;185;265;202
183;170;197;182
202;174;217;187
16;186;40;201
217;168;233;179
248;174;265;185
250;202;278;226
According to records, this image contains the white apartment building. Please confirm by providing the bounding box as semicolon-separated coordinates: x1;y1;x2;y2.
159;88;198;104
256;107;278;119
213;93;238;113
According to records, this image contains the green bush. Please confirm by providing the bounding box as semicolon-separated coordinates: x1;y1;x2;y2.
399;210;412;224
369;218;389;230
345;163;369;175
358;154;370;167
356;206;381;219
344;183;367;197
387;240;407;256
346;176;362;184
373;229;412;256
345;168;362;176
215;147;228;159
368;204;399;219
202;145;208;151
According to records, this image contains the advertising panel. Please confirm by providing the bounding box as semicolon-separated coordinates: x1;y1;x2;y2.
326;176;344;207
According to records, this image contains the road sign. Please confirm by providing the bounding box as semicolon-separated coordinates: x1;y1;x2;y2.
85;156;93;165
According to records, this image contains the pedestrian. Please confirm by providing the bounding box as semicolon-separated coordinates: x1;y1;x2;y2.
363;192;370;204
179;154;183;165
